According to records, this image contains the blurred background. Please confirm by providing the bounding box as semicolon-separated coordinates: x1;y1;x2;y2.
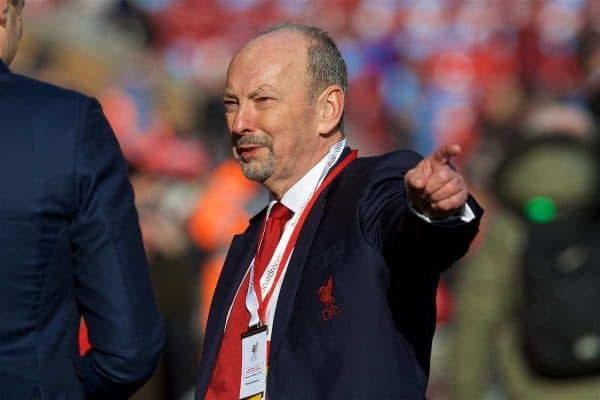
12;0;600;399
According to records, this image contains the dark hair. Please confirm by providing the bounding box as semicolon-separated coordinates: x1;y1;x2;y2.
259;22;348;131
10;0;25;10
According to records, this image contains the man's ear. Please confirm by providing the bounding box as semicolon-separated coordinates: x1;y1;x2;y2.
317;85;345;136
0;0;7;25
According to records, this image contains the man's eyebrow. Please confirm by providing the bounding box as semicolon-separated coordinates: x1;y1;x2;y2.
257;84;276;91
249;85;278;98
224;85;278;99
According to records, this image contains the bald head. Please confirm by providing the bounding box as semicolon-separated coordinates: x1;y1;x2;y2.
231;29;311;90
255;23;348;103
230;22;347;133
223;23;347;198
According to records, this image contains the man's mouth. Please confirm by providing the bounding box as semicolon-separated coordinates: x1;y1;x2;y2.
237;145;264;161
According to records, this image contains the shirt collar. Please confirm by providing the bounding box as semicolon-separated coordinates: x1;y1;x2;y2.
276;140;345;214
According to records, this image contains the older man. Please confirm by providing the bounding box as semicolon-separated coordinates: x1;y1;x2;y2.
196;23;482;400
0;1;163;398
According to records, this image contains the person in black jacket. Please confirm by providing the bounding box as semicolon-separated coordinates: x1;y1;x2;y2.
0;1;163;398
196;22;482;400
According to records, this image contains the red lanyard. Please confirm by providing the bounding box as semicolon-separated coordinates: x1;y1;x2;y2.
253;150;358;323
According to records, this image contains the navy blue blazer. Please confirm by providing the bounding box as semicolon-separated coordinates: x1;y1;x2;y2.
0;61;163;399
196;148;482;399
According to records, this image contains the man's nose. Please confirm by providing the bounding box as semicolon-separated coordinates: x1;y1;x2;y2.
231;103;255;135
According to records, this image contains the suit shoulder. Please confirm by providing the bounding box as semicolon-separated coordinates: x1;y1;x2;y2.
362;149;423;167
330;149;423;203
350;150;423;178
10;73;94;110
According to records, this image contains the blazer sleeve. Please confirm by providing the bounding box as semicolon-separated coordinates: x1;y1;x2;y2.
358;150;483;272
69;98;164;399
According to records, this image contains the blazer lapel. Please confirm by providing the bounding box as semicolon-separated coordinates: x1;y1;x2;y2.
197;215;263;391
199;146;354;391
269;147;352;362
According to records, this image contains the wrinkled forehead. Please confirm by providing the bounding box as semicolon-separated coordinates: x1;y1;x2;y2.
226;32;310;92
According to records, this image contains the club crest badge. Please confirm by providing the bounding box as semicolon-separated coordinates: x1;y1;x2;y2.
318;276;340;321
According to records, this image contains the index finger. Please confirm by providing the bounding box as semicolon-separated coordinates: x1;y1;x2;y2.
432;144;462;165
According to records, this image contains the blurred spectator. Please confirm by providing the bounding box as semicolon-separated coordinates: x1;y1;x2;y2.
187;159;266;333
131;170;203;400
452;104;600;399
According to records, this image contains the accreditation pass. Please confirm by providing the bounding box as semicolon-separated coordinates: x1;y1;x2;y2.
240;325;268;400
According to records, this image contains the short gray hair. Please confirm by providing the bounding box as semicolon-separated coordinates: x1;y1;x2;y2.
259;22;348;102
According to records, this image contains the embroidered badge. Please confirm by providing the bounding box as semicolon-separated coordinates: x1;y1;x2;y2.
318;276;340;320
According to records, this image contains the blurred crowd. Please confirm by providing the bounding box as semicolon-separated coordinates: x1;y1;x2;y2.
11;0;600;399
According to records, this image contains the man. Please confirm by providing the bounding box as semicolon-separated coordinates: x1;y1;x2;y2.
196;23;482;399
0;1;163;398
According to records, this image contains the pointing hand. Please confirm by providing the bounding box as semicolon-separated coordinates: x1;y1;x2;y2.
404;144;469;220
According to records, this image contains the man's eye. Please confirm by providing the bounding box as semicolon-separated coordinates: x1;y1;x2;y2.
256;97;273;102
223;101;238;112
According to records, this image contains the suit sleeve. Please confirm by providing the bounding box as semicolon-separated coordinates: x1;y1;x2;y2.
69;98;164;398
358;151;483;272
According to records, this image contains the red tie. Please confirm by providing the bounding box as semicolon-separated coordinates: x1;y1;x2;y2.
254;203;293;284
206;203;292;400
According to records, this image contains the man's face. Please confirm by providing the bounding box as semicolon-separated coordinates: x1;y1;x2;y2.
224;32;322;195
0;0;24;65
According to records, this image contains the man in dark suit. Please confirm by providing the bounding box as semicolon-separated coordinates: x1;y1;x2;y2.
0;1;163;398
196;23;482;399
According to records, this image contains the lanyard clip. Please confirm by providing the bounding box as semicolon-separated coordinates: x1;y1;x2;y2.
243;323;268;338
